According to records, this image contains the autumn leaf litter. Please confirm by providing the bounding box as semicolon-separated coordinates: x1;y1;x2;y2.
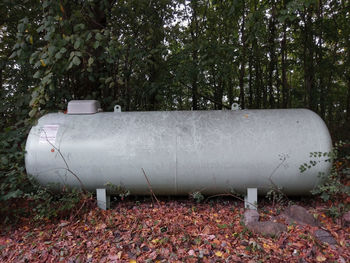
0;199;349;262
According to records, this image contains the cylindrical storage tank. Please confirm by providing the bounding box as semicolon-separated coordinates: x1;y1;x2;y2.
25;107;332;195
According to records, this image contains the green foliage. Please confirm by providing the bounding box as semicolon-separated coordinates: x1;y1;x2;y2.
307;142;349;201
25;186;91;221
300;141;350;217
0;125;32;202
190;191;205;203
324;203;346;219
312;172;349;203
266;187;287;206
105;182;130;200
299;151;333;173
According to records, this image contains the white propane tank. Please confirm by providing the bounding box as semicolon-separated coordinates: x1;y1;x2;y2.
25;100;332;195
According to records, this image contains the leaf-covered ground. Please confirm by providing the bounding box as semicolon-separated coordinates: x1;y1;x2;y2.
0;199;349;263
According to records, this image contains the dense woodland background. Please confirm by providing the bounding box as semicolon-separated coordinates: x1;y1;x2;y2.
0;0;350;201
1;0;350;136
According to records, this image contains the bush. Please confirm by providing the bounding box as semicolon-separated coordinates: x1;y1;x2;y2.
190;191;204;203
0;124;33;202
300;141;350;217
310;141;350;202
25;185;92;221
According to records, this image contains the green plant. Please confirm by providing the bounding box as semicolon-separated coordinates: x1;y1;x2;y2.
300;141;350;217
266;187;287;206
0;125;31;202
190;191;204;203
25;184;91;221
105;182;130;200
325;203;345;218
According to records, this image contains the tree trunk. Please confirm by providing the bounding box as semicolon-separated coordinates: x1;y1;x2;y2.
255;57;262;109
304;7;316;111
228;77;233;107
248;53;253;108
281;22;288;108
267;2;276;108
239;1;246;109
346;77;350;123
317;0;326;118
191;46;198;110
190;2;199;110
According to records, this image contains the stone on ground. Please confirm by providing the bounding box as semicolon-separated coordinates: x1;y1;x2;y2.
314;229;337;245
342;211;350;227
246;221;287;237
243;209;259;225
282;205;319;226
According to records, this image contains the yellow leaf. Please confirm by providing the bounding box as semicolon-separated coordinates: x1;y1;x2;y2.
60;4;65;13
40;59;46;67
129;260;137;263
215;251;223;257
29;36;33;44
263;243;270;250
151;239;159;244
316;255;327;262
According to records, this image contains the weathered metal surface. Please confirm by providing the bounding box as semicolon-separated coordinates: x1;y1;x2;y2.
25;108;332;195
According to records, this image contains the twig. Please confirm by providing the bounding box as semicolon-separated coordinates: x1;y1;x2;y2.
268;155;289;204
71;195;88;220
141;168;161;207
41;129;86;192
206;193;258;209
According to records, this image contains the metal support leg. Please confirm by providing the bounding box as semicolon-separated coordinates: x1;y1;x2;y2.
245;188;258;210
96;188;110;210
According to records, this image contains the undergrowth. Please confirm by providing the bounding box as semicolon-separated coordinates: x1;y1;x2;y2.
300;141;350;218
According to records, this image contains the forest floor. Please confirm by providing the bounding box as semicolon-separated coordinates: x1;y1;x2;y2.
0;197;349;263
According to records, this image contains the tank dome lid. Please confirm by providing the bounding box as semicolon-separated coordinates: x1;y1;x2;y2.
67;100;102;114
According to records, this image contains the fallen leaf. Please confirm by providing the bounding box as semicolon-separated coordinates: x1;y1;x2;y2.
316;255;327;262
215;251;223;257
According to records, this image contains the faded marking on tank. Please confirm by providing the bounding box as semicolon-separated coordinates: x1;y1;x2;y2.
39;125;59;144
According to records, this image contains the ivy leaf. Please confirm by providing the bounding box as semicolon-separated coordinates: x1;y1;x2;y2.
95;32;103;41
93;41;100;49
33;71;41;78
2;189;23;201
28;108;38;118
86;32;92;41
9;52;17;59
74;39;81;49
88;57;94;66
55;52;62;59
72;56;81;66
